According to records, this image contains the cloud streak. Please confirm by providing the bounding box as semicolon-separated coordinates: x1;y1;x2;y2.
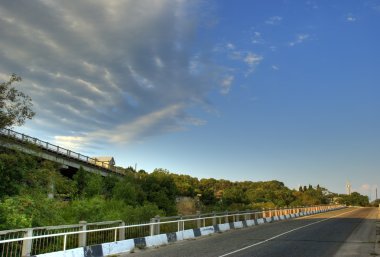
0;0;219;144
289;34;310;46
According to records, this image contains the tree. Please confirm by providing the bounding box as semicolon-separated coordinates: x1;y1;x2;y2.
0;74;35;129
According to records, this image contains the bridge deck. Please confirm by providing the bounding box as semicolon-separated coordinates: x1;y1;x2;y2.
0;128;125;176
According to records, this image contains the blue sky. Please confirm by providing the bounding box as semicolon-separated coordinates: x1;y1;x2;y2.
1;0;379;197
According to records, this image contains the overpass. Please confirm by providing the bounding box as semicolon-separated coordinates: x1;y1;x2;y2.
0;128;125;177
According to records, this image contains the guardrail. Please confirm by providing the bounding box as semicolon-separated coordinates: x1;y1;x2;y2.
0;205;342;257
0;128;124;175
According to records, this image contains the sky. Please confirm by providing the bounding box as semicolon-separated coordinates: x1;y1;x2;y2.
1;0;379;198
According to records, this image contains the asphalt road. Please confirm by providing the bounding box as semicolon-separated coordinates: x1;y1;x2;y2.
124;207;379;257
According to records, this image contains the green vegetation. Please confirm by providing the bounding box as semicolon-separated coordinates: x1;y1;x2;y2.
0;148;370;230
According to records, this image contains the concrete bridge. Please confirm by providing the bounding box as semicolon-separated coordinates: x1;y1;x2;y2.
0;128;124;177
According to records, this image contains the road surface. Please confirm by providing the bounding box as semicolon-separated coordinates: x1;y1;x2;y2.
123;207;379;257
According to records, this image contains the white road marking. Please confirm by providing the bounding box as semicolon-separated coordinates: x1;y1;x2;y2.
218;208;357;257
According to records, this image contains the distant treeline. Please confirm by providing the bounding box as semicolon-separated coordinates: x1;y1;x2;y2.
0;147;370;230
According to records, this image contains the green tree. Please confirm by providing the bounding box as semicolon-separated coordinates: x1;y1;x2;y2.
73;167;88;196
141;169;177;215
0;150;37;198
0;74;35;128
112;180;138;206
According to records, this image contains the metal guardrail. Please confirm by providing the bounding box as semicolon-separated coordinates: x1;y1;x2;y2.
0;128;124;175
0;205;343;257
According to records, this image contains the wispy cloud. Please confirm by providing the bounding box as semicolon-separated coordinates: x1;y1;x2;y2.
226;43;235;50
306;1;319;9
0;0;218;144
365;1;380;12
357;184;378;200
251;31;265;44
265;16;283;25
244;52;263;67
346;13;357;22
213;43;263;79
272;65;279;70
220;75;234;95
289;34;310;46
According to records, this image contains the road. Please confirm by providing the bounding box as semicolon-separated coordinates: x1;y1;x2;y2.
123;207;379;257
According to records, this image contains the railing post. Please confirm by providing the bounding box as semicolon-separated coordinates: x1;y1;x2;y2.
224;211;229;223
179;216;184;231
119;221;125;241
78;221;87;247
212;212;217;225
155;215;160;235
21;228;33;257
150;217;155;236
196;211;201;228
245;210;250;221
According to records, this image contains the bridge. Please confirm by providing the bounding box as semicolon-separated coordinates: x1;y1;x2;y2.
0;128;125;177
0;205;378;257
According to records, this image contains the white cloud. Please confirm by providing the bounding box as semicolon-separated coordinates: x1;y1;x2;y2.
265;16;283;25
0;0;216;144
226;43;235;50
88;104;185;143
251;31;265;44
272;65;279;70
54;135;87;151
220;75;234;94
244;52;263;66
289;34;310;46
346;14;357;22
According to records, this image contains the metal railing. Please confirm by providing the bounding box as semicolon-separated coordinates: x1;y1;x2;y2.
0;205;343;257
0;128;124;175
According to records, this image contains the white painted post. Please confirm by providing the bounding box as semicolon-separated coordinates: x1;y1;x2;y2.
212;212;217;225
155;215;160;235
119;221;125;241
150;218;155;236
78;221;87;247
196;211;201;228
245;210;250;221
21;228;33;257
